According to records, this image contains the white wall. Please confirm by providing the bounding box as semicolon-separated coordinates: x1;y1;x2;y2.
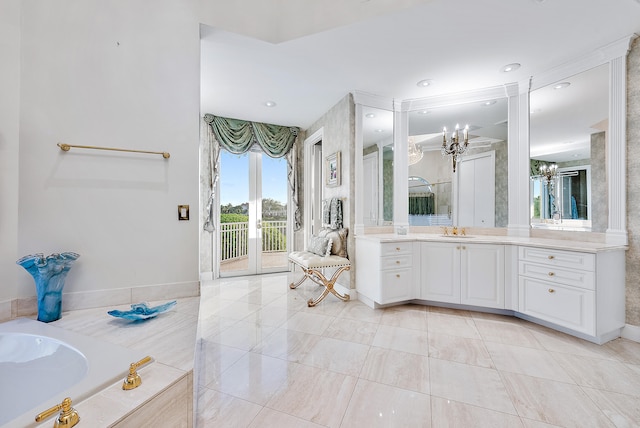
10;0;201;300
0;0;21;302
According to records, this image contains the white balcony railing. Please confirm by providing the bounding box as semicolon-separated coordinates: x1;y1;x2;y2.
220;221;287;261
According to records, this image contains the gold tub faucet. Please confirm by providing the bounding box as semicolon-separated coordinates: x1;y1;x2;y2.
35;397;79;428
123;355;153;390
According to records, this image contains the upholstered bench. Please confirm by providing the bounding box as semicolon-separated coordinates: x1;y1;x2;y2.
288;228;350;307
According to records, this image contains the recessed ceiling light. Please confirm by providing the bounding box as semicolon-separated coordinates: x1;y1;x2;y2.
416;79;433;88
365;113;376;118
375;129;384;133
417;110;430;115
553;82;571;90
482;100;497;107
501;63;521;73
264;100;277;107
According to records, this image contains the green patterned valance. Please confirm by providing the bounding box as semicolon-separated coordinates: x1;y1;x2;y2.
530;158;544;177
203;114;298;158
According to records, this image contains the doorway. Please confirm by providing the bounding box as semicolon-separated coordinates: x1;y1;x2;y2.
218;149;289;276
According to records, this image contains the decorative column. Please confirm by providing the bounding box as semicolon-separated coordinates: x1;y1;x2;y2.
607;54;629;244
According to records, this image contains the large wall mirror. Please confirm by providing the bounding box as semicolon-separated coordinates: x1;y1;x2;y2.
362;106;394;226
529;63;608;232
407;98;509;228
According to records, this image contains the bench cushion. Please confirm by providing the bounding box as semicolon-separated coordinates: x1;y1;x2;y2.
289;251;351;269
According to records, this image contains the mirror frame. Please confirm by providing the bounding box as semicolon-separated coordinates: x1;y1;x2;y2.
354;92;396;235
399;85;519;233
354;85;519;235
526;35;634;245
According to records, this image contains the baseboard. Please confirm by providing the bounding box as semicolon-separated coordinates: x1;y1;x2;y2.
621;324;640;343
0;299;16;323
200;271;214;281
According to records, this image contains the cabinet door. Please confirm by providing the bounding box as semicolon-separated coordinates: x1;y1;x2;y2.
380;269;413;303
519;277;595;334
461;244;505;309
421;242;460;303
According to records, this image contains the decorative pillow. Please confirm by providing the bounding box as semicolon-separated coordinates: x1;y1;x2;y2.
318;227;348;258
306;235;332;257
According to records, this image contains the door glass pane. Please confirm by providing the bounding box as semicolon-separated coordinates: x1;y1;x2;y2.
219;151;249;274
261;156;288;270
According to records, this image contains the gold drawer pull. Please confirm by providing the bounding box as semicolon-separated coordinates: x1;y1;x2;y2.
548;272;555;277
396;274;400;278
396;260;401;264
548;288;555;293
396;247;401;251
548;255;555;260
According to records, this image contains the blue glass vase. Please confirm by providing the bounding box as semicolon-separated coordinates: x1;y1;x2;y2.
16;252;80;323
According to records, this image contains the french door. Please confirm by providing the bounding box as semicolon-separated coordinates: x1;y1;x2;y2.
218;150;289;277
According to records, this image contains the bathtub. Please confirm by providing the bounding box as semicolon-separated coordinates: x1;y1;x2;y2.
0;318;146;428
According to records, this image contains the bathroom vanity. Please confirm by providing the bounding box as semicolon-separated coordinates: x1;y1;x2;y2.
356;234;626;344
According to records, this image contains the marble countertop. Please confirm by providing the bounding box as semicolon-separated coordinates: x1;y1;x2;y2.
357;233;628;253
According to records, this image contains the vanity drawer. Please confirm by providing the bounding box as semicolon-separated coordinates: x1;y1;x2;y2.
380;268;413;303
519;261;595;290
519;247;595;271
380;242;413;256
519;277;594;335
381;254;412;270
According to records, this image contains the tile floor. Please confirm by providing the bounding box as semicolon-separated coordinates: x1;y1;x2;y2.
194;273;640;428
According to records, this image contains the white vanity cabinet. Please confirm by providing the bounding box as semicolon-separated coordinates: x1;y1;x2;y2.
517;246;625;342
355;235;625;344
421;242;505;309
355;240;417;304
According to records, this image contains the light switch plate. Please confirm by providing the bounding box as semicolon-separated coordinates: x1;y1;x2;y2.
178;205;189;221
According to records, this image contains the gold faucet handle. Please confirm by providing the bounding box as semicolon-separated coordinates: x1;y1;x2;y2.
461;227;466;236
35;397;80;427
452;226;458;235
123;355;153;390
441;226;449;235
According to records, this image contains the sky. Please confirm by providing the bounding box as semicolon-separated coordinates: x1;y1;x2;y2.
219;151;288;206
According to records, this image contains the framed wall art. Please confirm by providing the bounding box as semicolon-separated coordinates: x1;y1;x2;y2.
326;151;341;187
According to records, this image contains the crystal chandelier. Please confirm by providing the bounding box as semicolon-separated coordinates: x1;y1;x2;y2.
538;163;558;186
408;138;423;165
441;124;469;172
